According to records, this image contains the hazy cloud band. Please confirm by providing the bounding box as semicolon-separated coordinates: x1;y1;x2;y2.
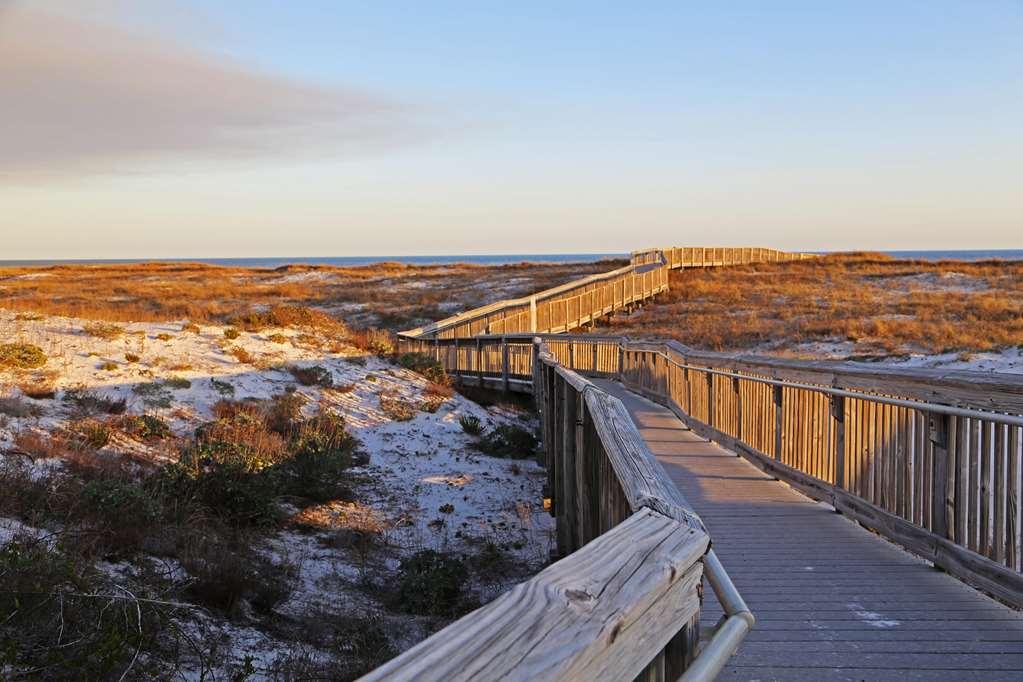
0;7;413;178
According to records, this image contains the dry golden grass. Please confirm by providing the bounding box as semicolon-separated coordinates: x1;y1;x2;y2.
0;259;623;331
600;253;1023;357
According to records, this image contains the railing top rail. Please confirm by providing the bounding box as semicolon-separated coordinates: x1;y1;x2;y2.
639;347;1023;427
418;331;1023;414
538;342;705;530
397;260;639;338
359;508;710;682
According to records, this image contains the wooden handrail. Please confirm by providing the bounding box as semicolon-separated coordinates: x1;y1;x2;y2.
362;338;737;681
615;339;1023;609
398;246;813;341
398;329;1023;611
377;245;1022;677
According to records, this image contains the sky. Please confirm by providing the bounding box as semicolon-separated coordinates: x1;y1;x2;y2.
1;1;1021;258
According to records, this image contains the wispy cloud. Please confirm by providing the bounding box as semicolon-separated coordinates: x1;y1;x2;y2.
0;6;415;179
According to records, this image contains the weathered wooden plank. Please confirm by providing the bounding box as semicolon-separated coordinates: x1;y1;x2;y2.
584;388;704;530
360;509;708;682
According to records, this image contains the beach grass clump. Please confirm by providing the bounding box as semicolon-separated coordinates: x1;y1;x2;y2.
223;327;241;340
475;424;538;459
118;414;171;441
82;322;124;340
350;328;394;356
229;305;347;335
379;392;416;421
228;346;255;364
458;414;484;436
0;343;47;369
288;364;334;388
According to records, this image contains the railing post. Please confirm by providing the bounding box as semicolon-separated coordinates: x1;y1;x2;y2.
617;343;625;380
706;371;715;428
773;385;783;461
476;337;484;387
529;295;537;332
832;395;845;488
732;376;742;440
501;337;510;392
930;413;951;539
569;341;575;369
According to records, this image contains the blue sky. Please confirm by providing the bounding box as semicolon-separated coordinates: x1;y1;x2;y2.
2;1;1020;258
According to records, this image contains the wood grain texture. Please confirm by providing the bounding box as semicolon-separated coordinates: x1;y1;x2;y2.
359;508;708;682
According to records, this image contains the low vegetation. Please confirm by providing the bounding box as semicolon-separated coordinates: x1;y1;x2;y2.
0;259;621;331
600;253;1023;357
0;343;47;369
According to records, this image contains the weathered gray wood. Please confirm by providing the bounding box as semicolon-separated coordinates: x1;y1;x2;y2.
599;381;1023;680
583;388;704;531
360;508;709;682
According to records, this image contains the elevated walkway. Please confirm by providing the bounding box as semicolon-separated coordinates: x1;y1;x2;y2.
596;379;1023;681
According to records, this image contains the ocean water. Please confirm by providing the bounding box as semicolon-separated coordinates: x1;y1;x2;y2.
1;250;1020;268
877;249;1023;262
0;253;626;268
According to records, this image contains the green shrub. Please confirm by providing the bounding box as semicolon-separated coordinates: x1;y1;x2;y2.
266;391;305;434
132;382;173;408
459;414;484;436
0;343;47;369
82;478;160;525
0;539;172;679
397;352;447;384
288;364;334;388
224;327;241;340
392;550;469;616
158;440;279;527
121;414;171;441
476;424;538;458
179;538;295;616
211;378;236;396
64;388;127;415
283;414;358;501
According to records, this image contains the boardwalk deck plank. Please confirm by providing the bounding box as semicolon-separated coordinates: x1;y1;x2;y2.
594;379;1023;681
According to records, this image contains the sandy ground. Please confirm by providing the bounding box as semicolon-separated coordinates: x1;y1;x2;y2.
0;310;554;678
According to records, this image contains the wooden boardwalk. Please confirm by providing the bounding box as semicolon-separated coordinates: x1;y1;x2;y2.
595;379;1023;681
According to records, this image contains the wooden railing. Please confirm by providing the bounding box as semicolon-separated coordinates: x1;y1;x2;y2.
376;245;1023;679
396;332;1023;610
361;339;753;681
399;259;668;339
631;246;816;268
